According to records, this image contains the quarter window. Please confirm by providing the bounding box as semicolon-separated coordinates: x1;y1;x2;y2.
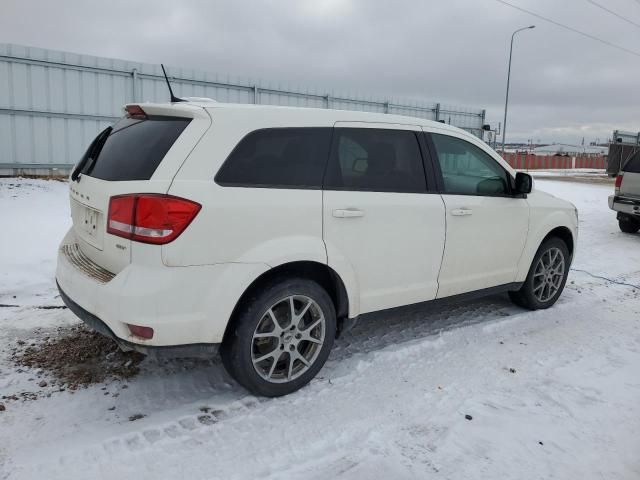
324;128;426;193
431;134;510;195
215;128;331;188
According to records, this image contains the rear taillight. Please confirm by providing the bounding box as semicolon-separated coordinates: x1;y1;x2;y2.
107;194;201;245
615;174;623;194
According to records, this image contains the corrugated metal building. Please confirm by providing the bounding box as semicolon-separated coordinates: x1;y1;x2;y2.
0;43;487;175
532;143;608;156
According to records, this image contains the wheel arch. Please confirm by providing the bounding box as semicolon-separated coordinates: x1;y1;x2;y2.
516;220;577;283
542;226;574;259
222;261;351;344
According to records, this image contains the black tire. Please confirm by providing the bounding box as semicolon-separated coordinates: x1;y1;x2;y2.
221;277;336;397
508;237;570;310
619;218;640;234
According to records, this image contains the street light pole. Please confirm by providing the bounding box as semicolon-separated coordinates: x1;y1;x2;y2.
501;25;535;155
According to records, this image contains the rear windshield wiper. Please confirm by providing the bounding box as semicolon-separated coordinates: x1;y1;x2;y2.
71;126;113;182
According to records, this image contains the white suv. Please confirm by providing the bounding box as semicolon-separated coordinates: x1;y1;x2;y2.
56;102;578;396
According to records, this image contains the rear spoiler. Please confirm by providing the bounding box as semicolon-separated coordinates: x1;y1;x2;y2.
124;102;210;120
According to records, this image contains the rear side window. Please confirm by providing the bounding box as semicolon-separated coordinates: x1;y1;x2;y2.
622;152;640;173
215;128;331;188
81;116;191;181
324;128;426;193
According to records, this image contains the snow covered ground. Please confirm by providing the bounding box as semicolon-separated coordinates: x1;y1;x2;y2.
1;177;639;480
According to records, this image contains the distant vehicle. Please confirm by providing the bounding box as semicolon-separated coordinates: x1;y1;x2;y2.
56;101;578;396
607;130;640;177
609;151;640;233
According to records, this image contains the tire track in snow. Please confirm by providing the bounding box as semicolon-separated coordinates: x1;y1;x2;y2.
6;272;638;479
8;294;519;477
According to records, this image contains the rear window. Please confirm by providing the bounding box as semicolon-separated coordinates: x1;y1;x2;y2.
622;151;640;173
81;116;191;181
215;128;331;188
324;128;427;193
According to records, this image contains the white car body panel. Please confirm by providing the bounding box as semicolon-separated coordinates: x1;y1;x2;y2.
163;181;325;267
324;189;446;315
515;189;578;282
323;121;445;315
57;229;270;345
56;101;578;351
436;193;529;297
421;127;530;297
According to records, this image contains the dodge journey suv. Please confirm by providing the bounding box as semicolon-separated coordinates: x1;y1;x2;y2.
56;101;578;396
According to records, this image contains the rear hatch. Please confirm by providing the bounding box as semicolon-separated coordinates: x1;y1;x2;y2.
68;103;211;274
620;151;640;200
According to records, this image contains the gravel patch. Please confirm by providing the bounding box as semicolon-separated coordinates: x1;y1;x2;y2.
11;325;144;391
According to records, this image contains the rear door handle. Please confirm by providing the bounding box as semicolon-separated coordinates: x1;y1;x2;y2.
333;208;365;218
451;208;473;216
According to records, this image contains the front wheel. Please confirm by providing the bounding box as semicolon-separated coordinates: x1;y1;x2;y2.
221;277;336;397
509;237;570;310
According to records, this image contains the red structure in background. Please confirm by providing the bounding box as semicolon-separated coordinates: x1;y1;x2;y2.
500;153;606;170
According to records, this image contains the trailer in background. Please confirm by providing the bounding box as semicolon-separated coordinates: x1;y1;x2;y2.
607;130;640;177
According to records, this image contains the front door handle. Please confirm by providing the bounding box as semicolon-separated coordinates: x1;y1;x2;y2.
451;208;473;216
333;208;365;218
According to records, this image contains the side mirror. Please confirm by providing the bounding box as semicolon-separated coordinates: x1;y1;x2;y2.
514;172;532;195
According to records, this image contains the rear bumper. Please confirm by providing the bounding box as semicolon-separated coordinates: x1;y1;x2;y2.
56;228;270;352
609;195;640;217
57;281;218;359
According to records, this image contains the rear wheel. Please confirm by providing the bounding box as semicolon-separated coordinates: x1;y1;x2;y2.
509;237;570;310
221;277;336;397
619;217;640;234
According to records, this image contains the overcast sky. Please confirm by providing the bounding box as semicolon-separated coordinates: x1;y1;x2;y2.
2;0;640;144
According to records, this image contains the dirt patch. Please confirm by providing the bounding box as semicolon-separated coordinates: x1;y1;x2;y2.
11;325;144;391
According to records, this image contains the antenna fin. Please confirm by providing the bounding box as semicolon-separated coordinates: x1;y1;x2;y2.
160;64;185;103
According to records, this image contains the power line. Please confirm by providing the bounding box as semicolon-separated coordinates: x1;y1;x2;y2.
493;0;640;57
586;0;640;30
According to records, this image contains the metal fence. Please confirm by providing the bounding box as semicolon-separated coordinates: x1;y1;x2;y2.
0;43;487;175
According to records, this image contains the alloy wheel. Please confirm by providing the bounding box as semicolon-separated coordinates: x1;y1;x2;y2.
251;295;326;383
532;247;565;302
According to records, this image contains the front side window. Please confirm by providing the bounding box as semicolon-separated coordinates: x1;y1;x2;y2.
324;128;426;193
215;128;331;188
431;134;510;195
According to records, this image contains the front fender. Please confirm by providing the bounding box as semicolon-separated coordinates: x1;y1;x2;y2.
515;208;577;282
